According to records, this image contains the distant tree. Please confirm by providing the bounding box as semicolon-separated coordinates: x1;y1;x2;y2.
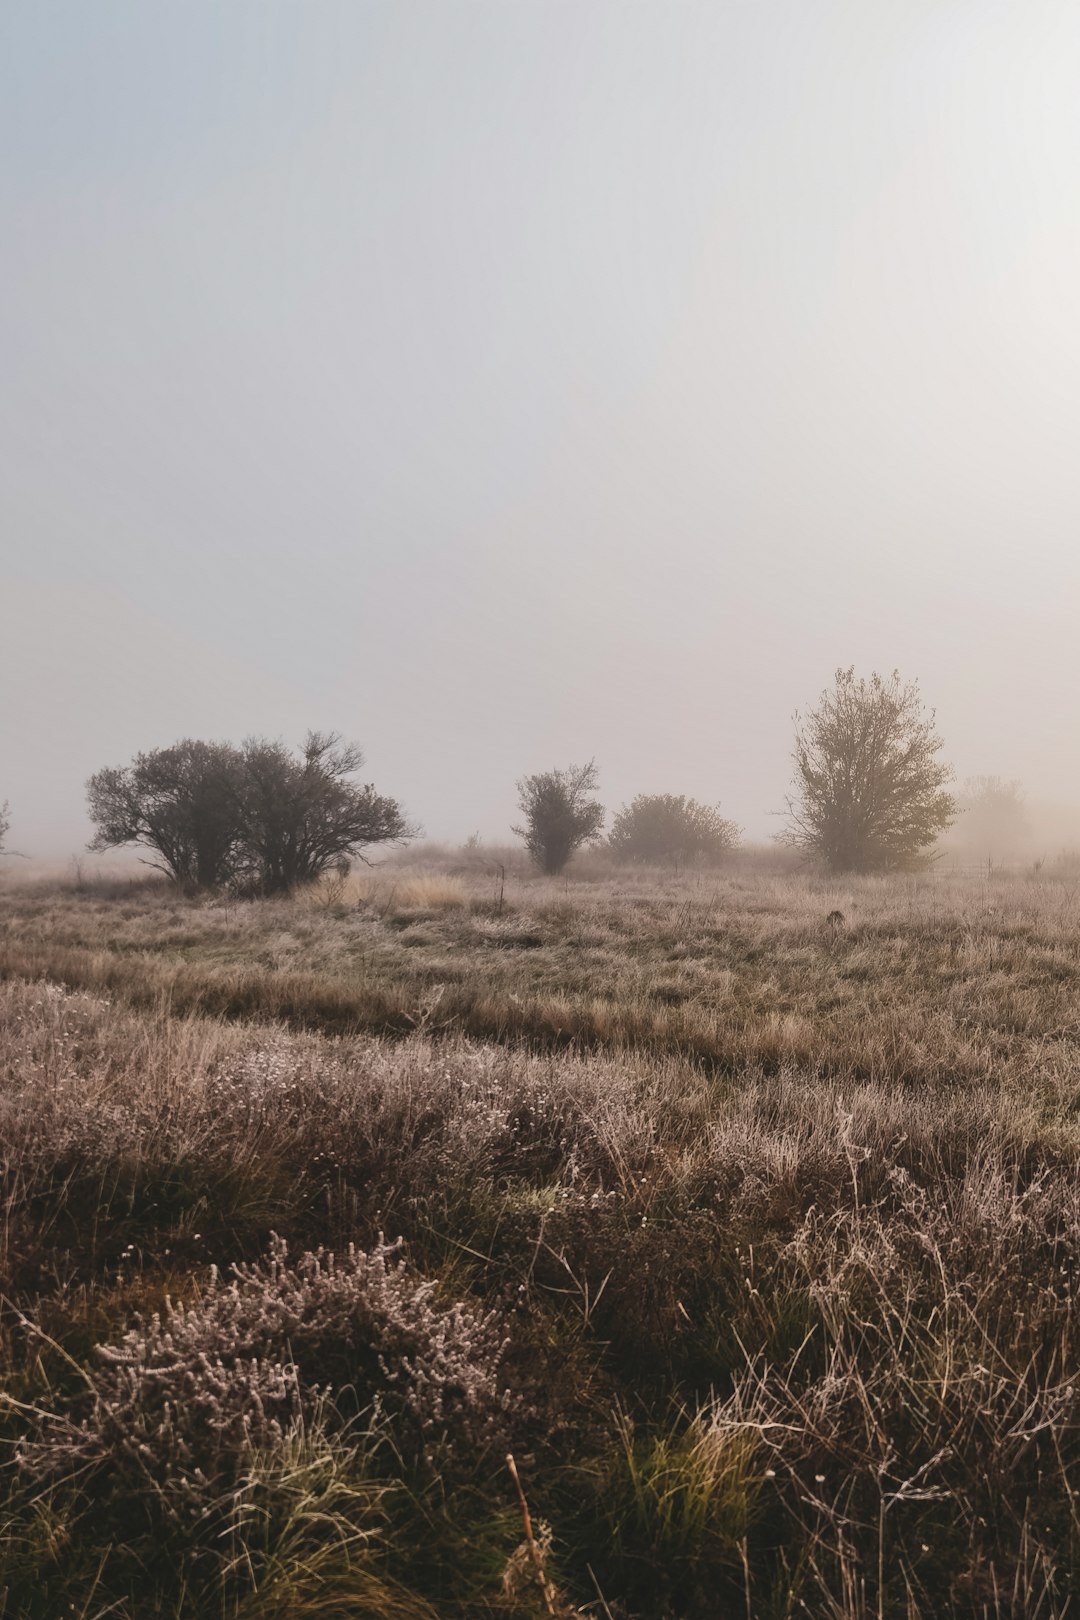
87;741;243;888
783;668;956;872
235;732;412;894
87;732;411;893
0;802;30;864
609;794;740;867
514;761;605;874
955;776;1028;864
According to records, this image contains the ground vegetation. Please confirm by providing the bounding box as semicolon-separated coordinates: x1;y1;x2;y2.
3;856;1080;1615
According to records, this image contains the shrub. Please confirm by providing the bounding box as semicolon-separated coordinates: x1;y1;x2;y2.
86;732;412;893
952;774;1028;864
608;794;739;867
513;762;604;875
235;733;413;894
87;741;242;888
18;1236;513;1519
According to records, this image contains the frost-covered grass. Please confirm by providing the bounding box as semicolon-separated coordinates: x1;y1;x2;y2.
4;865;1080;1614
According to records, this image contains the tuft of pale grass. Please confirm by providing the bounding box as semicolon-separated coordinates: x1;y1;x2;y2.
302;868;467;914
391;871;468;910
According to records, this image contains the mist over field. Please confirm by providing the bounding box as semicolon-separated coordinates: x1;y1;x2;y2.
10;7;1080;1619
5;2;1080;858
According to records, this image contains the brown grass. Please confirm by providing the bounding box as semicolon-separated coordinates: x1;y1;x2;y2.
3;862;1080;1615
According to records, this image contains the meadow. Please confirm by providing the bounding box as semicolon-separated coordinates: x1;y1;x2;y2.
4;852;1080;1616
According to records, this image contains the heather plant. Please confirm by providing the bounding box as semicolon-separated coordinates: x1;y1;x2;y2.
17;1338;304;1524
3;1394;427;1618
16;1235;512;1519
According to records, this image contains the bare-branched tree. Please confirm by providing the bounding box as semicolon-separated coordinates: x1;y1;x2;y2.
609;794;739;867
87;741;243;888
0;801;8;855
87;733;411;893
783;668;956;872
235;731;413;894
514;761;604;875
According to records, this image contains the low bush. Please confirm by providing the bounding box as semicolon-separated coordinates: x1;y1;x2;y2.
16;1234;513;1521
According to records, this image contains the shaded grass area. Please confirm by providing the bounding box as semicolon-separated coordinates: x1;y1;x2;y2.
4;871;1080;1615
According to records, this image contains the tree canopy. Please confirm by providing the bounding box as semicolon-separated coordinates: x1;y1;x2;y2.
87;741;242;889
783;668;956;872
235;733;412;894
87;733;411;892
513;762;604;874
608;794;739;866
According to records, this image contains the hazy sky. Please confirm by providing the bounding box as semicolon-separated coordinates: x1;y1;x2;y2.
5;2;1080;856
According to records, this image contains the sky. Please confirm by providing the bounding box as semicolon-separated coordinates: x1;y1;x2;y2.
4;1;1080;857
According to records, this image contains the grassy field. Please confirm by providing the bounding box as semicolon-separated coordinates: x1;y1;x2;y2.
4;856;1080;1616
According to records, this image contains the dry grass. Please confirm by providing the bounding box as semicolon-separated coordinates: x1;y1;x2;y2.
301;867;469;914
3;862;1080;1615
5;863;1080;1090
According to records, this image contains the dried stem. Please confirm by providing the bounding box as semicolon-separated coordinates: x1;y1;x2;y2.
506;1451;557;1617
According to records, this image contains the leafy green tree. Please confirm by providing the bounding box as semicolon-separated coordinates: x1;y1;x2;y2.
609;794;739;867
783;668;956;872
514;761;604;874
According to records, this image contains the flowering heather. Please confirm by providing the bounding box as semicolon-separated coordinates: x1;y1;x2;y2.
17;1233;512;1527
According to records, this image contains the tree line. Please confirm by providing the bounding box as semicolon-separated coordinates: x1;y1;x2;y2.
513;669;956;874
0;668;985;888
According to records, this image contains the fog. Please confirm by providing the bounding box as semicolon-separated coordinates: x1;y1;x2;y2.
5;3;1080;861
